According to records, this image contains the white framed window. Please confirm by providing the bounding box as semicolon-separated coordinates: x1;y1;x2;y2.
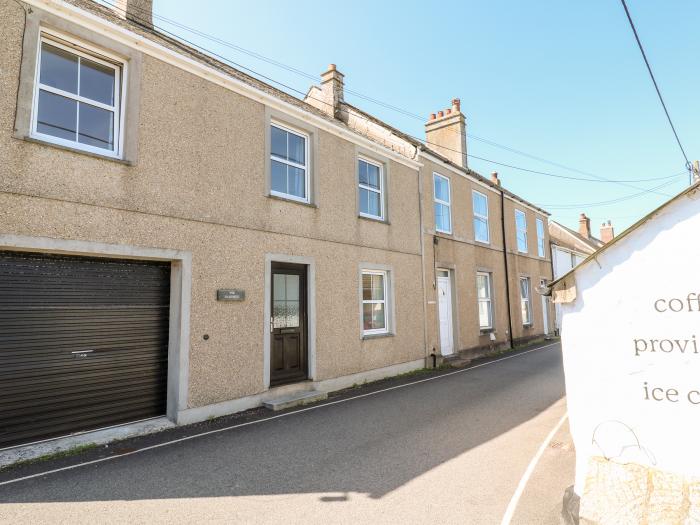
472;190;490;243
536;217;546;257
270;122;310;203
515;209;528;253
358;157;384;220
361;269;388;335
31;34;124;158
476;272;493;330
433;173;452;234
520;276;532;326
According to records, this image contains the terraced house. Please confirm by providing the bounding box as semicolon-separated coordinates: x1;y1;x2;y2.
0;0;552;450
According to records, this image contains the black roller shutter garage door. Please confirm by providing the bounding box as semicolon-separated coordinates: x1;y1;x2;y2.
0;251;170;448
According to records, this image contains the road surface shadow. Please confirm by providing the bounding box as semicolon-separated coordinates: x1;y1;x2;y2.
0;344;564;503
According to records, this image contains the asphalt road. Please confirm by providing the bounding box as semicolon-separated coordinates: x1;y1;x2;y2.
0;342;571;525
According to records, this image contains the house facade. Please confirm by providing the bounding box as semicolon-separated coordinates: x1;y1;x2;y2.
549;214;609;333
0;0;551;450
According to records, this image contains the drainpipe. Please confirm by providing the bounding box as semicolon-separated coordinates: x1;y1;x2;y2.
416;146;430;368
500;188;514;349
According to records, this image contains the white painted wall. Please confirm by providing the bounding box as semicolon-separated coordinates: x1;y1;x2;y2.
552;245;575;332
558;188;700;494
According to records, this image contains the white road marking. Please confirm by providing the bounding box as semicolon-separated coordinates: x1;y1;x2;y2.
500;411;569;525
0;342;560;487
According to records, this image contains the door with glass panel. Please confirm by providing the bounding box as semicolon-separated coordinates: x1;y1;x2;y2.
270;263;307;386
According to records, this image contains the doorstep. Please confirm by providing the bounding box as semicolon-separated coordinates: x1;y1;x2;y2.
263;390;328;411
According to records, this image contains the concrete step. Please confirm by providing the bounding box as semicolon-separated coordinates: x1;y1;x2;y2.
442;354;473;368
263;390;328;411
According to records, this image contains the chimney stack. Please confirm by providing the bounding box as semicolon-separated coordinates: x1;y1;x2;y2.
578;213;591;239
114;0;153;29
600;220;615;243
313;64;345;120
425;98;467;169
491;171;501;186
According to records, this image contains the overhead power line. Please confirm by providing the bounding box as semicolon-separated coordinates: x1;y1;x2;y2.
537;176;686;209
102;0;681;203
127;1;677;191
620;0;692;181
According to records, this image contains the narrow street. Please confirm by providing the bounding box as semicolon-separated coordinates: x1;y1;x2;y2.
0;343;573;524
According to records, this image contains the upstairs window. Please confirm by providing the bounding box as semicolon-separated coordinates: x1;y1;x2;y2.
270;123;309;203
472;190;490;243
515;209;528;253
358;157;384;220
32;37;123;157
433;173;452;234
536;217;546;257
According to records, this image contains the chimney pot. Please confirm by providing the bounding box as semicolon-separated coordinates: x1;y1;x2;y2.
490;171;501;186
446;108;452;115
437;110;444;118
430;113;436;120
452;98;461;112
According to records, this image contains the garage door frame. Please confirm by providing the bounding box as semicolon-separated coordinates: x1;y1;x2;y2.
0;234;191;429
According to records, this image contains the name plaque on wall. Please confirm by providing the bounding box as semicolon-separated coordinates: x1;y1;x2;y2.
217;289;245;301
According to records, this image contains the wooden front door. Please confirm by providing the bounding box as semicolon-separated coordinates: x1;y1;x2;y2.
270;262;307;386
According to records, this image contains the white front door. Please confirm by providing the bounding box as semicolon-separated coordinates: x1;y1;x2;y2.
540;278;550;335
437;270;454;356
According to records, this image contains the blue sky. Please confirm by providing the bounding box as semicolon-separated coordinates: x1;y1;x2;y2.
149;0;698;233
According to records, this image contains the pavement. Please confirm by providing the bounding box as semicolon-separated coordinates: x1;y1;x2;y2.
0;341;573;524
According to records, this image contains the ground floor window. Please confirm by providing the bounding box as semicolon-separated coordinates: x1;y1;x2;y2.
362;269;388;335
476;272;493;329
520;277;532;325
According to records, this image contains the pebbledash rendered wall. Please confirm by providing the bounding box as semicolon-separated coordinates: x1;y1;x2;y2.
0;0;426;416
419;156;553;358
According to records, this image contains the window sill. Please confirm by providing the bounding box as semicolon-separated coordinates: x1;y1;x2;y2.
19;135;133;165
479;328;495;335
361;332;394;341
474;239;491;247
267;193;317;208
523;323;533;329
358;214;390;225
